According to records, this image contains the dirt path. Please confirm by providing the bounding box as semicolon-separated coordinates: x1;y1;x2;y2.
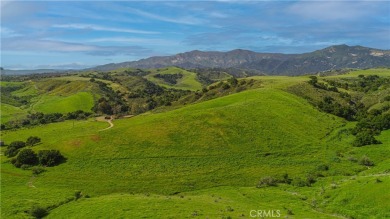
27;176;36;188
97;116;114;131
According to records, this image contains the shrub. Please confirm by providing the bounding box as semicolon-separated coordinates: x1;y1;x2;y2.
10;141;26;148
21;164;32;170
306;174;317;186
5;146;21;157
14;149;38;167
74;191;82;200
292;177;306;187
32;166;46;175
29;205;48;218
281;173;292;184
222;83;230;90
37;150;65;166
359;156;374;166
317;164;329;171
353;131;380;147
226;206;234;212
26;136;41;146
6;141;26;157
257;176;277;187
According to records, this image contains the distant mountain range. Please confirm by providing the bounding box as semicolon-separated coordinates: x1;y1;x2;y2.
1;69;70;75
2;45;390;76
93;45;390;75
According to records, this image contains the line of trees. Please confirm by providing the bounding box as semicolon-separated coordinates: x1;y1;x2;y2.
1;110;92;130
3;137;65;168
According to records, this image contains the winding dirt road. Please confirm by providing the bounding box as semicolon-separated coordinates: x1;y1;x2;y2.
97;116;114;131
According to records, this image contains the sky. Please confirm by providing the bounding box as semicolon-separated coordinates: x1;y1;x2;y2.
1;0;390;70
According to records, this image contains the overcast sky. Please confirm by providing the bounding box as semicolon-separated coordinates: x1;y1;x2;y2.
1;0;389;70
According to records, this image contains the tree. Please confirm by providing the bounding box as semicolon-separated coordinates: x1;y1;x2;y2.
13;149;38;167
38;150;65;166
26;136;41;146
353;131;380;147
227;77;238;87
29;206;48;218
308;76;318;86
5;141;26;157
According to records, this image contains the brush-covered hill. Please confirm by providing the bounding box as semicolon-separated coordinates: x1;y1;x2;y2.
93;45;390;75
0;67;209;125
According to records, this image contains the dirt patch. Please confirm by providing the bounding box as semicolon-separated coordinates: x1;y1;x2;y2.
70;139;82;147
90;135;101;142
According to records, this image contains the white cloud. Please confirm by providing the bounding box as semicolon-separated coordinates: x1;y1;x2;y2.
87;37;179;46
0;27;21;37
2;37;153;56
52;23;159;34
126;7;205;25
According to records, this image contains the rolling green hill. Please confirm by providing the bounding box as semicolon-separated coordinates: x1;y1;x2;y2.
1;68;390;218
145;67;203;91
32;92;94;113
0;103;27;123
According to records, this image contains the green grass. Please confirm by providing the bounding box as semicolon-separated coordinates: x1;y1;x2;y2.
326;68;390;78
247;75;309;89
0;103;27;123
58;76;128;93
145;67;203;91
32;92;94;113
1;70;389;218
47;186;338;219
1;87;352;217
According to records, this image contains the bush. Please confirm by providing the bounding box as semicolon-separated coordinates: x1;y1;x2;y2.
74;191;82;200
359;156;374;166
292;177;306;187
9;141;26;149
222;83;230;90
306;174;317;186
29;205;48;218
5;141;26;157
32;166;46;175
317;164;329;171
26;136;41;146
281;173;292;184
21;164;32;170
257;176;277;188
14;149;38;167
5;146;20;158
353;131;380;147
37;150;65;167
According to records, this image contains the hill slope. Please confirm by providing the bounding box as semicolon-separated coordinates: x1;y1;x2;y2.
1;70;390;218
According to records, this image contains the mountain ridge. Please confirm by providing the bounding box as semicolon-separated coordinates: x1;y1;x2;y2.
92;45;390;75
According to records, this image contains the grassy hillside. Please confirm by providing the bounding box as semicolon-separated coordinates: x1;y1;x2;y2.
0;87;354;218
145;67;203;91
46;186;336;219
32;92;94;114
1;68;389;218
0;103;27;123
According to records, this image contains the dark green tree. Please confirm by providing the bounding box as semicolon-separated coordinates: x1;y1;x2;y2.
26;136;41;146
38;150;65;166
5;141;26;157
14;149;38;167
